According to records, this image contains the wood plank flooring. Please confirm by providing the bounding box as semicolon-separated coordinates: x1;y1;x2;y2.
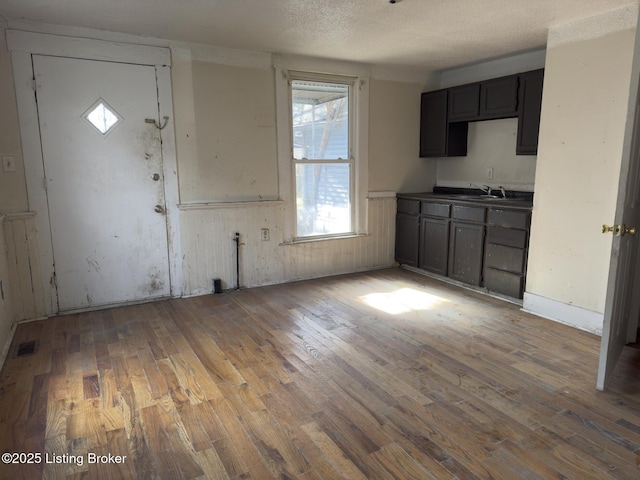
1;268;639;479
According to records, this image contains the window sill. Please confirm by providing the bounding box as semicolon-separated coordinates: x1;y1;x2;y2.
280;233;370;246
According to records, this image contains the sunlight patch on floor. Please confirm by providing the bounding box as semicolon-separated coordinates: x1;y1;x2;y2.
359;287;450;315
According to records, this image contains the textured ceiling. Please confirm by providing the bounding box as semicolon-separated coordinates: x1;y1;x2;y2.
1;0;638;71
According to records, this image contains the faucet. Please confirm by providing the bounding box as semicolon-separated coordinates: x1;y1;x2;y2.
470;183;492;196
498;186;507;198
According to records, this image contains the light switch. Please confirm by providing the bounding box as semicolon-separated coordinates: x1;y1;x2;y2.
2;155;16;173
486;167;493;179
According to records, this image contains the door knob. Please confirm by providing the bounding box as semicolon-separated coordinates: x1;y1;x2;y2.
602;224;637;236
152;173;160;181
154;205;165;214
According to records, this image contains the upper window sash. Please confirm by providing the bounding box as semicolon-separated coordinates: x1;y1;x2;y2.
289;72;356;162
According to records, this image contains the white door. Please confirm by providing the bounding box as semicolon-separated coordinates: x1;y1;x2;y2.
33;55;171;312
596;83;640;390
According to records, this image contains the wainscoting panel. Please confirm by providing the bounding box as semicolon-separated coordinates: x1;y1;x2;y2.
179;196;396;296
2;213;46;322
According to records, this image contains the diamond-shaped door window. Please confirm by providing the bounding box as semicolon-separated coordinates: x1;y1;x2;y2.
83;99;122;136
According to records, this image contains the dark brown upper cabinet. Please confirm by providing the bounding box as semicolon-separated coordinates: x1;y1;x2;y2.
516;69;544;155
420;89;448;157
479;75;519;120
448;83;480;121
419;69;544;158
420;90;467;157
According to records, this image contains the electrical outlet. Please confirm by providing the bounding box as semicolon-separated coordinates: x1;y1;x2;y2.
261;228;270;241
486;167;493;179
2;155;16;173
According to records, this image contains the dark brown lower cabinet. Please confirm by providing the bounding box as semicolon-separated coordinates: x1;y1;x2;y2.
419;216;449;275
395;212;420;267
483;210;531;298
448;221;485;286
395;197;531;299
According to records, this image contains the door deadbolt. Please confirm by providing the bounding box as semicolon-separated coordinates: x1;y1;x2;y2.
154;205;165;214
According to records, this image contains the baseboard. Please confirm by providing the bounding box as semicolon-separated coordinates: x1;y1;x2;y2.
522;292;604;335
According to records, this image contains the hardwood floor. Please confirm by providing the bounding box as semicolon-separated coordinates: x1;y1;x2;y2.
1;268;639;479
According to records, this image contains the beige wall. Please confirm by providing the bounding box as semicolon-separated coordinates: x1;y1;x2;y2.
433;49;545;192
368;79;436;193
177;68;428;201
181;61;279;203
436;118;537;190
0;30;28;213
432;49;545;191
526;23;638;318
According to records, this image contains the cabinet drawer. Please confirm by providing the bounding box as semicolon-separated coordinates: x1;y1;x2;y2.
484;268;524;299
486;226;527;248
452;205;485;222
421;201;450;218
487;208;530;229
397;198;420;215
484;244;525;274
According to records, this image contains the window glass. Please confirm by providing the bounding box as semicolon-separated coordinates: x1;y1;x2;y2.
291;81;349;160
291;77;353;238
295;163;351;237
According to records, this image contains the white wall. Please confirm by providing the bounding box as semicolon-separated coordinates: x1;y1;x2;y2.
179;196;396;295
524;5;640;333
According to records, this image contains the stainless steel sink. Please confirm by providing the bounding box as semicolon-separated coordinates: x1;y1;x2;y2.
450;195;505;200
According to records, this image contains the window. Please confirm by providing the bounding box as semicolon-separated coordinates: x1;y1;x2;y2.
291;76;354;238
83;98;122;136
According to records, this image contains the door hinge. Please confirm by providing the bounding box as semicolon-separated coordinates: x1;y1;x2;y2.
43;177;48;190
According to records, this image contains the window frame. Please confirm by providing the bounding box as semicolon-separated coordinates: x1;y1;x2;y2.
275;64;369;244
290;73;356;239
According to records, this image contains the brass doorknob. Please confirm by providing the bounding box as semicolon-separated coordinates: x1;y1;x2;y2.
602;224;637;236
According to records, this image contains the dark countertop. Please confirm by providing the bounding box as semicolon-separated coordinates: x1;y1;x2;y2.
397;189;533;210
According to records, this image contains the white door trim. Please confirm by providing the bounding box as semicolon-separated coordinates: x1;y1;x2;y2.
6;30;171;66
8;30;182;315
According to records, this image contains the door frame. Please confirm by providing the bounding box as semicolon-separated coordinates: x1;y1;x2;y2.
7;30;183;315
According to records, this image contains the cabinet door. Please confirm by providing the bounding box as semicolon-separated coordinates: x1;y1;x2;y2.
448;222;485;285
419;217;449;275
517;69;544;155
420;90;448;157
395;213;420;266
448;84;480;121
479;75;518;119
